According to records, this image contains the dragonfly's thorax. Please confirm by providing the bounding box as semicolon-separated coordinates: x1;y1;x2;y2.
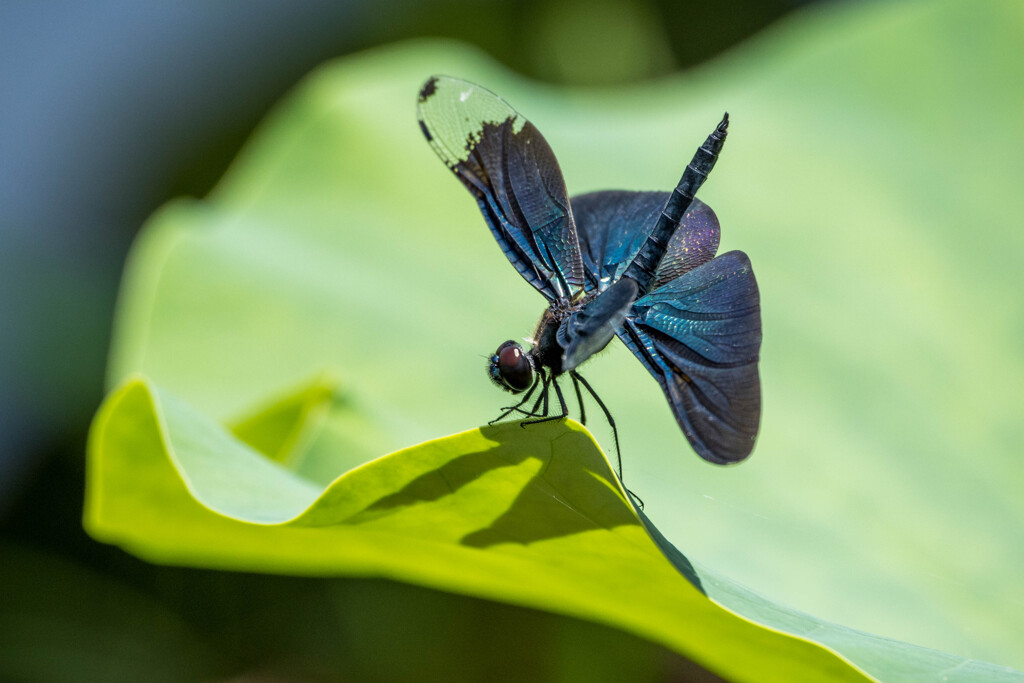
530;297;580;375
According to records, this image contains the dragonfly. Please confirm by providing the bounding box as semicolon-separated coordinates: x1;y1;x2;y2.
417;76;761;480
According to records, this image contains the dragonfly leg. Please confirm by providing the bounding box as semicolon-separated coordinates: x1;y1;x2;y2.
570;372;587;425
539;372;550;417
490;375;541;424
519;371;550;427
572;373;621;478
522;376;569;427
572;372;643;509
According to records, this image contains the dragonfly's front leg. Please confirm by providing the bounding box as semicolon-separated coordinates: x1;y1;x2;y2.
521;377;569;427
489;374;542;424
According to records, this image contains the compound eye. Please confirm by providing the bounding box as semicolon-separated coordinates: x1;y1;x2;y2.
496;340;533;392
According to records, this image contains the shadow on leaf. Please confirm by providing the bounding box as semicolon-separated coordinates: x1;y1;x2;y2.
349;419;703;593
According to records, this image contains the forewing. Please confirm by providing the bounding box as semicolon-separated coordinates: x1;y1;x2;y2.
619;250;761;464
418;76;584;301
558;277;638;372
572;190;720;293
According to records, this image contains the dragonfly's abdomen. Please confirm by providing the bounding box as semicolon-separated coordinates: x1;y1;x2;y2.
622;114;729;296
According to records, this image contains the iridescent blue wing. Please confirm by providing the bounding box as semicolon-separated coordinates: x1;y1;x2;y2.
571;190;720;294
619;250;761;464
418;76;584;302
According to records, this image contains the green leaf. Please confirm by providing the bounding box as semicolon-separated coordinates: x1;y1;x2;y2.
87;376;875;681
86;377;1024;680
227;372;339;466
95;0;1024;677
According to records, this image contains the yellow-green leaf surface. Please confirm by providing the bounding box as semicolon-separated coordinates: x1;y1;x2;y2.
86;377;1022;681
87;377;873;681
95;0;1024;677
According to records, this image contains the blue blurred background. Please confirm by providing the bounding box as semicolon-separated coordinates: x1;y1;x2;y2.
0;1;814;679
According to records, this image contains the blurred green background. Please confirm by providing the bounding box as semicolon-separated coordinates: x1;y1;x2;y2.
3;0;1023;680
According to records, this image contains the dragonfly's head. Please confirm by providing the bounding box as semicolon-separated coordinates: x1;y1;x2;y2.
488;340;535;393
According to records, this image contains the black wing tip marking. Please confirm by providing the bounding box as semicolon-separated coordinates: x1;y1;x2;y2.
418;76;439;104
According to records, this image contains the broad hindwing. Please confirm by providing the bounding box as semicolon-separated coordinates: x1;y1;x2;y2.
418;76;584;301
620;250;761;464
558;277;638;372
572;190;720;293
